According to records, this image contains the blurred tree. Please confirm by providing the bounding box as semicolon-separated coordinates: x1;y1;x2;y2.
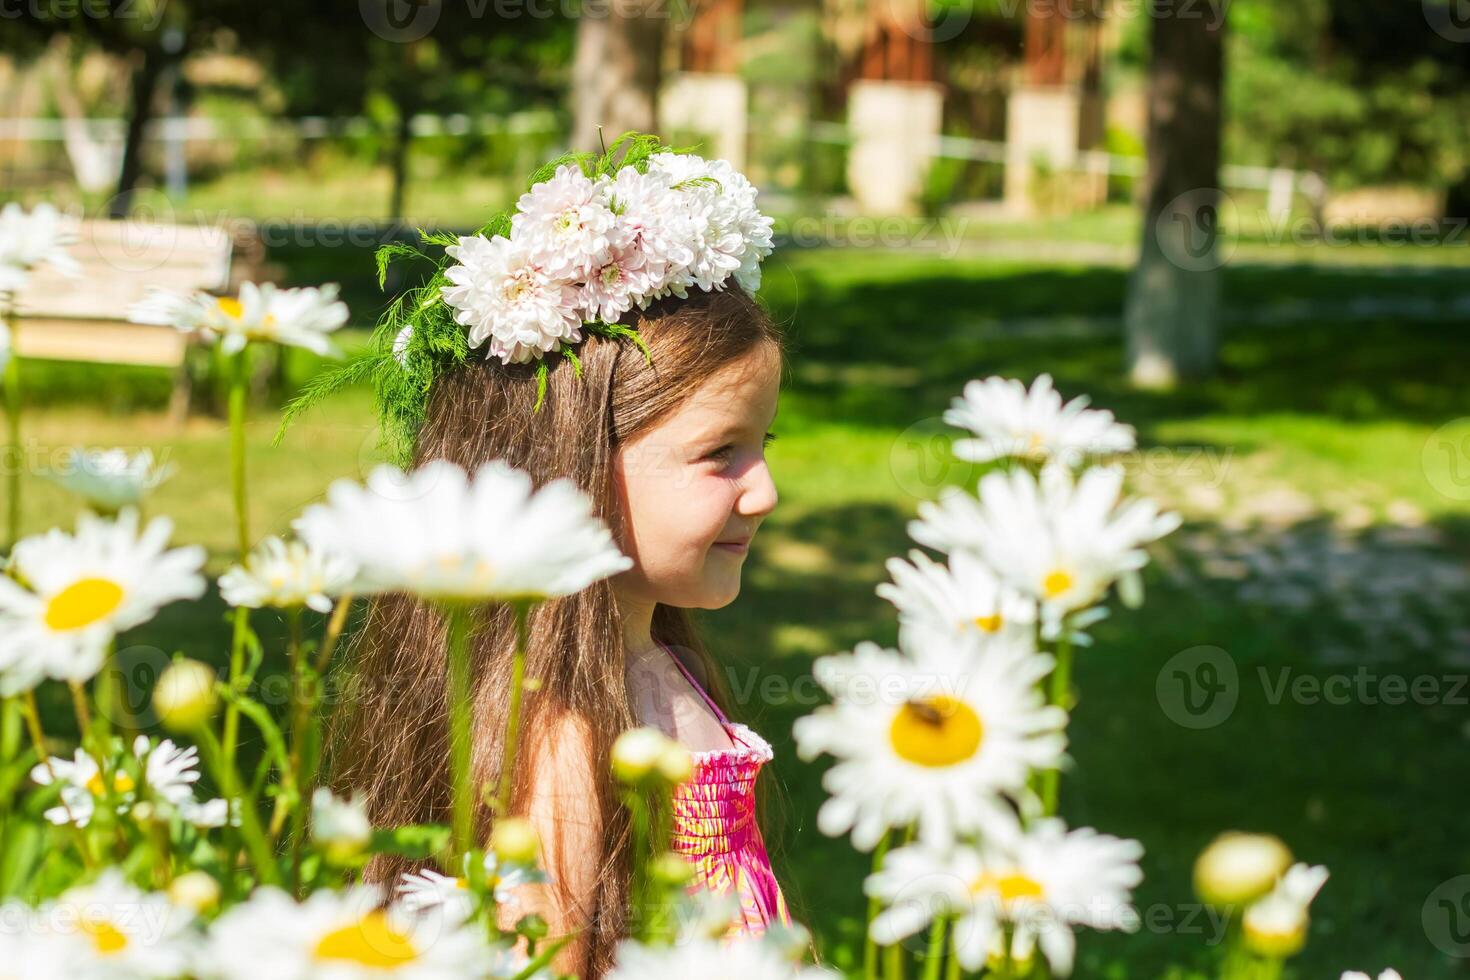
570;0;666;151
1226;1;1470;196
242;2;569;219
6;0;260;217
1123;0;1225;388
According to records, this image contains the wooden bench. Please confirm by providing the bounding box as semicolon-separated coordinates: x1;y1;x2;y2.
9;219;236;418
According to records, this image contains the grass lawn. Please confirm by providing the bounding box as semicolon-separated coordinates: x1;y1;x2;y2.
11;241;1470;977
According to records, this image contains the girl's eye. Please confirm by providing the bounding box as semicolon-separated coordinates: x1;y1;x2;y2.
706;445;734;462
763;432;777;447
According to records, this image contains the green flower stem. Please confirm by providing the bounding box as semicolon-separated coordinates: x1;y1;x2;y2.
269;609;305;837
944;927;962;980
1041;633;1074;815
494;601;532;818
443;603;476;858
921;916;948;980
222;348;252;771
625;789;651;939
195;722;278;886
22;691;95;867
3;306;21;551
864;830;893;980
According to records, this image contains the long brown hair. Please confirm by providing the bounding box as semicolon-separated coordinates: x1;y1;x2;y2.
329;286;786;976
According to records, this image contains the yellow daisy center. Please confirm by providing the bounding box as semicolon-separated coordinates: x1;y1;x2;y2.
44;578;125;632
313;912;420;968
889;695;984;767
85;770;136;797
972;613;1003;633
1042;569;1074;600
216;297;245;320
81;917;129;955
970;870;1045;905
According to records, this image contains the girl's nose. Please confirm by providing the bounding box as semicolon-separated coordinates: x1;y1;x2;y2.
739;459;778;518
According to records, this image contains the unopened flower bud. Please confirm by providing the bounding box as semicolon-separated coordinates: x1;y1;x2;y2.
490;816;540;866
649;852;694;887
153;659;218;732
655;743;693;785
168;871;221;914
612;727;673;785
1194;832;1292;906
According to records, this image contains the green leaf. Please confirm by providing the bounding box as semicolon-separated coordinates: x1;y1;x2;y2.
368;824;452;860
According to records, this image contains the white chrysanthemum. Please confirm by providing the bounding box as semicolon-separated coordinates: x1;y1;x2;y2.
792;636;1067;851
392;325;413;367
877;548;1037;651
440;234;583;365
312;787;372;859
647;153;775;294
0;201;81;294
0;902;76;977
608;932;838;980
397;852;546;921
201;885;522;980
0;509;206;693
867;820;1143;977
1242;863;1329;959
909;465;1180;636
511;164;620;280
42;870;195;978
294;460;631;602
604;165;699;303
579;237;660;324
945;374;1136;466
50;447;175;513
219;536;355;614
31;735;225;829
129;281;350;356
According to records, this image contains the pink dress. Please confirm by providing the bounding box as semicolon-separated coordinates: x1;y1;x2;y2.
657;641;793;937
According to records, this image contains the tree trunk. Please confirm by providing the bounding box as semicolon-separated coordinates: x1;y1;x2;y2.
110;45;169;219
1123;0;1226;388
571;0;665;152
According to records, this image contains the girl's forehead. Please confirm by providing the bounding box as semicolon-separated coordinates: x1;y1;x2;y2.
664;350;781;430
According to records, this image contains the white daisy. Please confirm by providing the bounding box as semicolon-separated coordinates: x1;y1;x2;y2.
648;153;774;294
0;201;81;295
792;636;1067;851
31;735;225;829
293;460;631;603
440;233;583;365
867;819;1144;977
218;536;356;613
1341;972;1402;980
945;374;1135;466
312;787;372;861
0;317;11;373
397;852;548;920
608;931;838;980
129;281;350;356
0;902;77;977
876;548;1037;651
42;870;195;979
0;509;206;692
49;447;175;514
908;465;1180;636
1242;863;1329;959
511;164;620;280
201;885;519;980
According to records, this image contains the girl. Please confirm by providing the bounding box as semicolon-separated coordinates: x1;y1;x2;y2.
332;283;794;977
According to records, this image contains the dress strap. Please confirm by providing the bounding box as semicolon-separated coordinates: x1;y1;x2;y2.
656;640;731;726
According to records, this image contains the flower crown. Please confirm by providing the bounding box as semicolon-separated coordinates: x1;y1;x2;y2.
279;133;776;464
